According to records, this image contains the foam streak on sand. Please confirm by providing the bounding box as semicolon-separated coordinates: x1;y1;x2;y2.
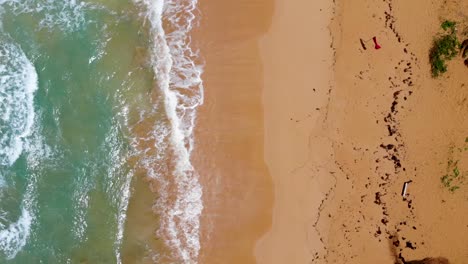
134;0;203;262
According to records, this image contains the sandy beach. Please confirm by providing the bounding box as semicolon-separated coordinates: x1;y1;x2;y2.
319;0;468;262
193;0;468;263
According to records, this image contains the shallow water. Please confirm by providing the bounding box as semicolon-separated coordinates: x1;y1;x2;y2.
0;0;203;263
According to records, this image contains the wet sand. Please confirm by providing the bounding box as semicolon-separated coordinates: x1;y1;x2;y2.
122;175;167;264
192;1;274;263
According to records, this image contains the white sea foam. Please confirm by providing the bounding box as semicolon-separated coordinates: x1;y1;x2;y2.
4;116;54;261
71;171;90;243
114;168;132;264
0;41;38;166
102;119;133;264
0;30;55;259
133;0;204;262
89;26;111;65
0;208;32;259
0;121;49;260
0;0;109;32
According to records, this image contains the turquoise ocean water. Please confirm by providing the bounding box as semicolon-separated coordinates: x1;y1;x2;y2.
0;0;203;263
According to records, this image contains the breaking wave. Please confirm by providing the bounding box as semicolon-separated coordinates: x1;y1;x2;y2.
133;0;204;262
0;40;40;259
0;40;38;166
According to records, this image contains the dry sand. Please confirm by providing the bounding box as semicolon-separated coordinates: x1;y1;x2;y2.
318;0;468;263
193;0;468;263
256;0;336;263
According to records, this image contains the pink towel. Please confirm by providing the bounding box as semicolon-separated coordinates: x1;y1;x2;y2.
373;36;381;49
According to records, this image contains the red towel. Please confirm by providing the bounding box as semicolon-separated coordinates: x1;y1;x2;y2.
373;36;381;49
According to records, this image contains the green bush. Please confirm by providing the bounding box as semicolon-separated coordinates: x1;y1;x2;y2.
430;20;460;77
441;20;456;32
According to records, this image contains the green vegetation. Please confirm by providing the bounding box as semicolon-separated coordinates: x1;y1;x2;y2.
441;20;456;32
430;20;460;77
440;138;468;193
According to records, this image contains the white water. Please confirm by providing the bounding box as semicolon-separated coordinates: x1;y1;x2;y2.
0;138;45;259
0;40;39;259
0;0;90;31
103;119;133;264
133;0;204;262
0;208;32;259
0;41;38;166
114;167;132;264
